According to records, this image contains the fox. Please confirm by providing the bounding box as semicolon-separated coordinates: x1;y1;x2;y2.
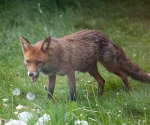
20;29;150;101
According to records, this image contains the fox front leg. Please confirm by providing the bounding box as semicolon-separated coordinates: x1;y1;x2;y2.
67;69;76;101
48;75;56;99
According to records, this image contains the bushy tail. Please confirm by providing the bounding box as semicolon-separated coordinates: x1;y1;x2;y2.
120;57;150;83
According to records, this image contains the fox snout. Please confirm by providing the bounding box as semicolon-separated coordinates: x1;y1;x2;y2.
27;71;38;77
27;71;39;82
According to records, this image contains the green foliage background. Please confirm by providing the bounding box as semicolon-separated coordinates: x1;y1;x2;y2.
0;0;150;124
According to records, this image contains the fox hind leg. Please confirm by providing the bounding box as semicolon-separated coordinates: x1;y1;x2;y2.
88;63;105;95
102;63;131;90
113;70;131;90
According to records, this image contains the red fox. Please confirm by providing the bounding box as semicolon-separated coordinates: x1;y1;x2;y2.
20;29;150;101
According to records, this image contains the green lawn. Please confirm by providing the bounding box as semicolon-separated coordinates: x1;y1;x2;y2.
0;0;150;125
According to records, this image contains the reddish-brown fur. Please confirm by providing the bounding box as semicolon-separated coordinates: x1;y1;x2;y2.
20;29;150;101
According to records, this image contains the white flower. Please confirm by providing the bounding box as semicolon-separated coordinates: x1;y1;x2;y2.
12;88;20;96
31;108;40;113
133;54;136;57
38;3;40;6
5;119;27;125
119;110;122;113
35;113;51;125
16;104;24;110
124;103;127;106
143;120;146;123
26;92;35;100
37;109;40;114
3;103;8;108
75;120;88;125
18;111;33;122
31;108;37;112
59;15;62;19
14;111;19;115
3;98;8;102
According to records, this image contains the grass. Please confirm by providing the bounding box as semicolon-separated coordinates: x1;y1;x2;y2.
0;0;150;124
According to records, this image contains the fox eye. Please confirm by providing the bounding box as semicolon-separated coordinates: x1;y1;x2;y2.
36;61;42;65
26;60;30;64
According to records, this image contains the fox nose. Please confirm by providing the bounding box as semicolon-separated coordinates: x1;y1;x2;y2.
29;73;34;77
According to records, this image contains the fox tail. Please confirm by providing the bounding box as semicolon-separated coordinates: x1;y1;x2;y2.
120;57;150;83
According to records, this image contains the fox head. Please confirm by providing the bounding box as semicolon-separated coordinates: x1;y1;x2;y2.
20;36;51;82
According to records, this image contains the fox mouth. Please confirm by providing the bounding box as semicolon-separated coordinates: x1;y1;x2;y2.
32;73;39;82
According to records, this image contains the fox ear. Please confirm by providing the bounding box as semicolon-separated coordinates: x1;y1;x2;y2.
20;36;31;53
41;36;51;52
